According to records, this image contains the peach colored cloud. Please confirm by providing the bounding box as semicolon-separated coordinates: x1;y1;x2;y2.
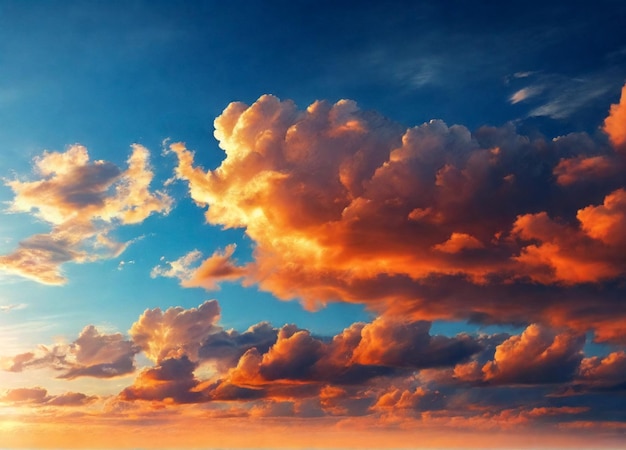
120;355;202;403
0;387;96;406
0;144;172;284
129;300;221;363
2;325;138;379
151;245;246;290
578;188;626;247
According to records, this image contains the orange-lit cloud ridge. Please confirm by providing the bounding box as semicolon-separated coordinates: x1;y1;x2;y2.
0;144;172;284
4;300;626;447
166;84;626;343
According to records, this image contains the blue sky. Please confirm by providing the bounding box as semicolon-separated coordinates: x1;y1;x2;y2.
1;1;626;448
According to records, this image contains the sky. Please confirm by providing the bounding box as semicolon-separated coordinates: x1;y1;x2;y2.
1;1;626;448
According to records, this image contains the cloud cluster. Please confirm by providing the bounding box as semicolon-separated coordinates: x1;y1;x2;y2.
2;325;138;379
119;306;483;404
165;87;626;342
109;303;626;431
0;144;172;284
4;301;626;433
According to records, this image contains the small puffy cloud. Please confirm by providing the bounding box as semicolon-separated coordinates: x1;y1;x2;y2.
258;328;324;381
117;260;135;271
129;300;221;363
59;325;139;379
119;356;202;404
44;392;98;407
482;324;585;385
577;188;626;247
198;322;278;370
432;232;484;254
371;386;445;414
0;387;96;407
578;351;626;390
151;245;246;290
0;387;49;404
150;250;203;279
0;144;172;285
350;318;481;369
511;210;624;284
2;325;138;379
553;155;617;186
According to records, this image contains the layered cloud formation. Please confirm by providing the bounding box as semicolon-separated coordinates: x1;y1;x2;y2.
0;144;171;284
2;85;626;445
164;86;626;343
3;300;625;437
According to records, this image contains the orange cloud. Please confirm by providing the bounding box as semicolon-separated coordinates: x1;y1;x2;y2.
166;91;626;343
512;200;626;284
481;324;584;384
578;351;626;389
0;144;172;284
432;232;484;254
151;245;246;290
553;155;616;186
603;83;626;151
577;188;626;246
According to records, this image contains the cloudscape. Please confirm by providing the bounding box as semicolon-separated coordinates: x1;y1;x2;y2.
1;1;626;449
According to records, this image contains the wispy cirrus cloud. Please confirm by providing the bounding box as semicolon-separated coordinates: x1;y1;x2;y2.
508;70;624;120
0;303;27;312
509;85;544;104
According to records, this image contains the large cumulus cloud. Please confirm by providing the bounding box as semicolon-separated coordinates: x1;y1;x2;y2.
164;87;626;342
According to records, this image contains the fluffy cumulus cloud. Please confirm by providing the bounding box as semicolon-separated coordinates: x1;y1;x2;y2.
165;87;626;343
112;302;626;432
117;304;485;404
0;144;172;284
480;324;585;385
129;300;221;363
